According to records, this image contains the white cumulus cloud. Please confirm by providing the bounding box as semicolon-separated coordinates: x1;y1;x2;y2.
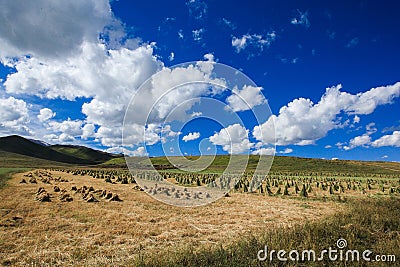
47;119;83;137
0;96;30;135
278;148;293;154
371;131;400;148
342;130;400;150
37;108;55;122
0;0;112;61
0;1;228;150
182;132;200;142
209;124;253;154
343;134;372;150
253;82;400;146
82;124;96;140
226;85;266;112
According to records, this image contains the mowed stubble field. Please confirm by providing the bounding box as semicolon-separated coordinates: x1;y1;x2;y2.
0;169;342;266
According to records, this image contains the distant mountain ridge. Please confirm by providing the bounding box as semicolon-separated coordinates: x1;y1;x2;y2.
0;135;121;165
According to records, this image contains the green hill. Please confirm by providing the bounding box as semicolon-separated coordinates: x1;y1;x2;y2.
0;135;98;165
101;154;400;176
50;144;121;164
269;156;400;175
101;157;127;166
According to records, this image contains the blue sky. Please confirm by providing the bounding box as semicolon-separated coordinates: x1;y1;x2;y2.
0;0;399;161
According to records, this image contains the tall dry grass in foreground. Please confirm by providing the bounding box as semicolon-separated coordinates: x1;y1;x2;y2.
135;197;400;267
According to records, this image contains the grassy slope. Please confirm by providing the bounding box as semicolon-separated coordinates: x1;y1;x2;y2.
149;155;386;173
0;151;73;168
101;155;400;175
100;157;128;166
0;135;93;164
269;156;400;174
50;145;121;163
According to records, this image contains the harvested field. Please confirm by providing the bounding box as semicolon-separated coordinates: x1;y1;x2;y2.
0;170;342;266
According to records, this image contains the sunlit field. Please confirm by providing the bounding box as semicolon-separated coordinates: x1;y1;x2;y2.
1;157;399;266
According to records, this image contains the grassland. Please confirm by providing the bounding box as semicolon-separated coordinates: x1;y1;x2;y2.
0;135;122;166
136;197;400;266
0;167;30;189
105;154;400;176
0;155;399;266
0;151;73;168
0;169;341;266
50;144;121;163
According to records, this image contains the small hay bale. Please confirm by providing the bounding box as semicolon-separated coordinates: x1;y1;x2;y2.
104;192;113;199
36;193;51;202
86;194;99;203
59;193;73;202
109;194;122;202
36;187;46;195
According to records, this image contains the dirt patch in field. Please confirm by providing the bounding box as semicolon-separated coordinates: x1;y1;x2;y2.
0;170;342;266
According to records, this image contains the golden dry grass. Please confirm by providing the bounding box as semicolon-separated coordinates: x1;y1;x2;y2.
0;170;343;266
